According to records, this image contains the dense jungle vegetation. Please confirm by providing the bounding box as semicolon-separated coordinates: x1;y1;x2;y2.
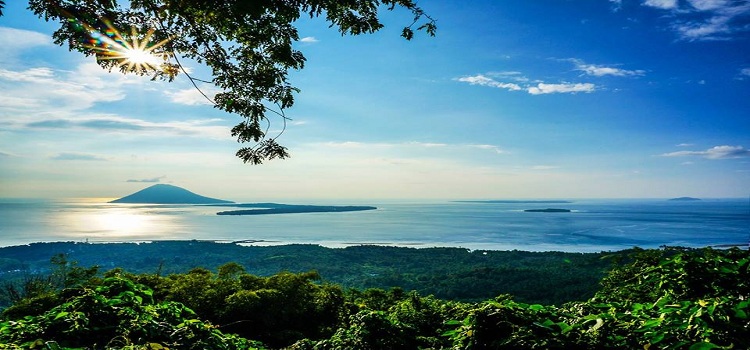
0;241;614;307
0;244;748;349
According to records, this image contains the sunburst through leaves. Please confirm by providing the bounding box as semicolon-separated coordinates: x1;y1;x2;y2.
72;16;175;77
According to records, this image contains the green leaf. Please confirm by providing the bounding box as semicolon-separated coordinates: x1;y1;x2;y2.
441;330;457;337
528;304;545;311
556;321;572;333
53;311;69;320
734;309;747;319
534;319;555;330
688;342;720;350
650;332;665;344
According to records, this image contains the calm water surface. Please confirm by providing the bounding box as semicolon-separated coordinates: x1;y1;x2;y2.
0;199;747;252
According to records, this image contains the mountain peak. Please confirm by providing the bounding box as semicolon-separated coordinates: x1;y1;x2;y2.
110;184;233;204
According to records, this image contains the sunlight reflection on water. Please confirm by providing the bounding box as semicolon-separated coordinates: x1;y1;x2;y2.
53;203;183;241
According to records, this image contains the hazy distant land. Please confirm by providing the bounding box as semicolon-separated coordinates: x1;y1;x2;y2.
668;197;701;201
215;203;377;215
456;200;573;204
524;208;572;213
110;184;376;215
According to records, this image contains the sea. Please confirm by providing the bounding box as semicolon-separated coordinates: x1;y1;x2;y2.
0;198;748;253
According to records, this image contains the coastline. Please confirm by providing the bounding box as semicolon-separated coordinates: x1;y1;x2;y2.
1;198;748;253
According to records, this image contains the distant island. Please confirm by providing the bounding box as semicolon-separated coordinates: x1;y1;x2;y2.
668;197;701;201
524;208;571;213
456;200;573;204
216;203;377;216
111;185;377;215
110;184;234;204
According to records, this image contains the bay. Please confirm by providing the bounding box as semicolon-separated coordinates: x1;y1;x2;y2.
0;198;747;252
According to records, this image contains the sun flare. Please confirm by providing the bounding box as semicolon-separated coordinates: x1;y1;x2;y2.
76;18;173;74
123;47;160;66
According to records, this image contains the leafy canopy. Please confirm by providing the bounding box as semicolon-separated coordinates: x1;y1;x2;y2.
10;0;435;164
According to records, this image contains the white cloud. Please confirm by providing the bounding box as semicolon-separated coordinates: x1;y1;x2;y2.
676;143;693;147
468;144;507;154
322;141;370;149
644;0;678;9
531;165;559;170
17;115;229;139
300;37;319;43
456;74;594;95
527;82;595;95
687;0;729;11
639;0;750;40
409;141;447;148
318;141;507;155
0;63;145;113
165;85;222;105
575;62;645;77
661;145;750;159
127;176;166;183
487;71;530;82
455;75;522;91
0;27;51;51
50;152;107;161
740;68;750;78
0;95;41;109
674;15;732;40
0;67;55;82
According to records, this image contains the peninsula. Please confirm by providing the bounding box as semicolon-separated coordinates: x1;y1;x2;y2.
216;203;377;216
524;208;572;213
110;184;234;204
668;197;701;201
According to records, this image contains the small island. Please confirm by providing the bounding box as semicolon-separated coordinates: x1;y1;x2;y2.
668;197;701;201
216;204;377;216
523;208;572;213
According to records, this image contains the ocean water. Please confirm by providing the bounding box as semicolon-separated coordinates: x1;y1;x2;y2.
0;198;747;252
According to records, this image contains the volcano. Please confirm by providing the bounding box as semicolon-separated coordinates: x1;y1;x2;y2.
110;184;233;204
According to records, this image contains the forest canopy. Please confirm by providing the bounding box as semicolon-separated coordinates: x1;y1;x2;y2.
2;0;435;164
0;246;748;349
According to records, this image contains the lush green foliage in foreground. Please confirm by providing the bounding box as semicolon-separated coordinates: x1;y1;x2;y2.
0;242;612;307
1;247;748;349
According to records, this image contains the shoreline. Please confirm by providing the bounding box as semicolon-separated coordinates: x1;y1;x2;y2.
1;239;746;254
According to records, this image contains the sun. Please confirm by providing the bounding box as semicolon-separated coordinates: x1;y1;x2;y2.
78;18;173;74
123;47;161;66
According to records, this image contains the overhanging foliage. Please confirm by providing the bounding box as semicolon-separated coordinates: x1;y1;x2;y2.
12;0;436;164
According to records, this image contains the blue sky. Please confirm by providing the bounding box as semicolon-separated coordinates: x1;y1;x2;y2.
1;0;749;200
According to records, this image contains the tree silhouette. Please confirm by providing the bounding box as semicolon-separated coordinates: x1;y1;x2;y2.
6;0;435;164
